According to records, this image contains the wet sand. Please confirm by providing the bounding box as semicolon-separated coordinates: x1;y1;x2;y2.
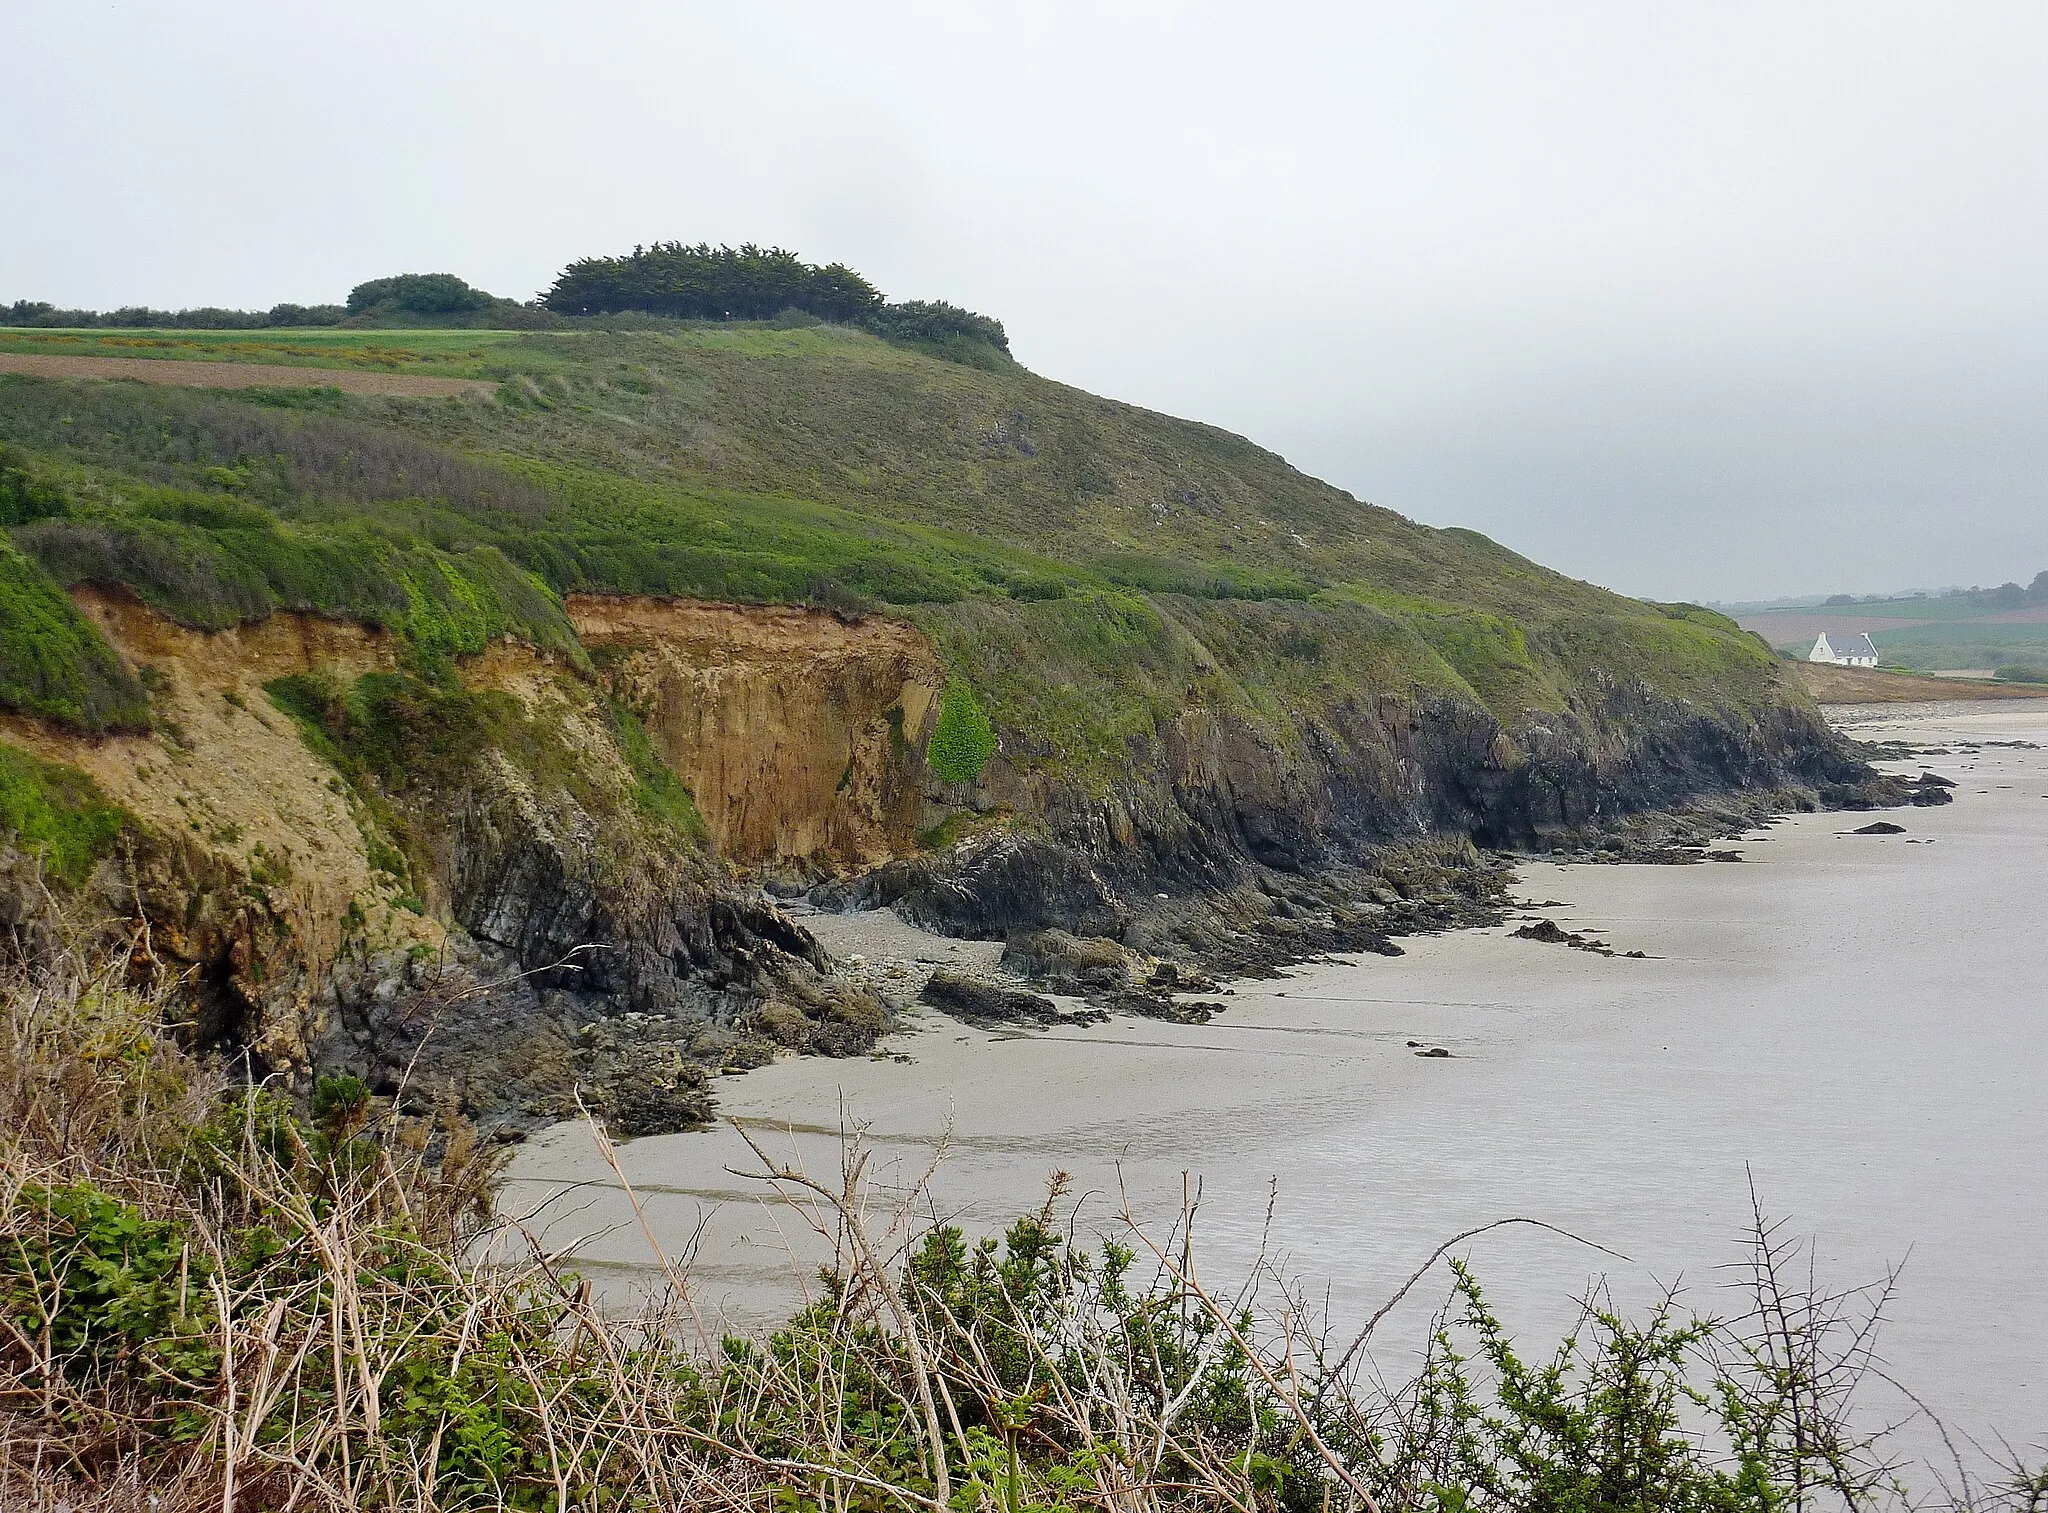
504;701;2048;1443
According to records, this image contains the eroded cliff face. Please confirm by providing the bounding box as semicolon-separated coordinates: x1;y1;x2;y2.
0;587;430;1066
0;586;1891;1135
0;589;882;1133
830;666;1882;966
568;596;943;868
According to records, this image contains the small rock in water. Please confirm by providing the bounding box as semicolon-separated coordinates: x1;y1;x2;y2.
1415;1046;1453;1058
1852;821;1906;835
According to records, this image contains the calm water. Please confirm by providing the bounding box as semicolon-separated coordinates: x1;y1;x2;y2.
506;701;2048;1449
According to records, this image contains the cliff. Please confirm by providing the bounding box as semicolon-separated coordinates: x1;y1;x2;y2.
0;322;1892;1130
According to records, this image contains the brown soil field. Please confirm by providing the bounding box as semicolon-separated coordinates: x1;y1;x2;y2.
0;352;493;397
1791;662;2048;703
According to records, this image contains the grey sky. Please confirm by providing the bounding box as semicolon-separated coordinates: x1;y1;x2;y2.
7;1;2046;601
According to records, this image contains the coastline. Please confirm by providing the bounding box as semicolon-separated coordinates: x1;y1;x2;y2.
503;697;2048;1444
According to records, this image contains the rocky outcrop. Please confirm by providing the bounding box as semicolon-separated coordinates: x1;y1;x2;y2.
819;670;1878;969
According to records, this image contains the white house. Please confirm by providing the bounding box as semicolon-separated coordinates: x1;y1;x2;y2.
1809;632;1879;667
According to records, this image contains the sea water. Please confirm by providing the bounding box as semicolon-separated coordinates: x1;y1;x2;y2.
504;701;2048;1451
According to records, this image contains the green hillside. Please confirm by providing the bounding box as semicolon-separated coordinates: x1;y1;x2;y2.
0;319;1783;784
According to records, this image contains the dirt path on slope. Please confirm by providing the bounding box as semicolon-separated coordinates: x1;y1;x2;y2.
0;351;494;397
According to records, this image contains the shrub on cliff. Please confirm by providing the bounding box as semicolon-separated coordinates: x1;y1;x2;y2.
859;299;1012;366
0;540;149;733
926;680;997;783
345;272;495;317
0;745;127;887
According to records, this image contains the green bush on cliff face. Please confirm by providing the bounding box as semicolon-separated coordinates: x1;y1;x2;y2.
606;699;708;842
0;743;128;887
926;681;997;783
0;540;149;733
0;444;70;528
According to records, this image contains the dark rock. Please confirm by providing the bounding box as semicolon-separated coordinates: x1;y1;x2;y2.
1001;929;1143;993
1906;787;1953;807
1915;770;1957;788
920;970;1067;1026
1415;1046;1453;1058
1852;821;1906;835
1512;918;1616;955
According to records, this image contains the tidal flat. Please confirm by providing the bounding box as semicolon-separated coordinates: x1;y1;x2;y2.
505;700;2048;1446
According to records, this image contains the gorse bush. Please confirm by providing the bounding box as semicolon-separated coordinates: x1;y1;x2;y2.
927;680;998;783
0;444;68;528
0;538;150;732
347;273;496;317
859;300;1013;365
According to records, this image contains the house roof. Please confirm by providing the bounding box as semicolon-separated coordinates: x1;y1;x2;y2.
1820;633;1878;659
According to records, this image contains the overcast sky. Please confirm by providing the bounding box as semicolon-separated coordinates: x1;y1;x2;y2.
7;1;2046;602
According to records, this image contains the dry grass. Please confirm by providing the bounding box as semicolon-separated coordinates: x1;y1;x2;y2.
0;921;2040;1512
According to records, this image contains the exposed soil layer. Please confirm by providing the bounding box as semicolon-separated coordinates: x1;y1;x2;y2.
568;595;942;867
0;588;1910;1138
0;352;493;397
2;590;880;1136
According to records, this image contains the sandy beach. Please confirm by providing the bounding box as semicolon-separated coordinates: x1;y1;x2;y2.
504;700;2048;1444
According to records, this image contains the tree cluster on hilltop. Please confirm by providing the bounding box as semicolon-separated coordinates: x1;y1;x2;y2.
542;241;885;321
4;244;1011;358
540;242;1012;358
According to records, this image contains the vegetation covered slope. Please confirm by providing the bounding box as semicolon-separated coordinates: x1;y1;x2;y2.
0;307;1876;1123
0;321;1786;749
